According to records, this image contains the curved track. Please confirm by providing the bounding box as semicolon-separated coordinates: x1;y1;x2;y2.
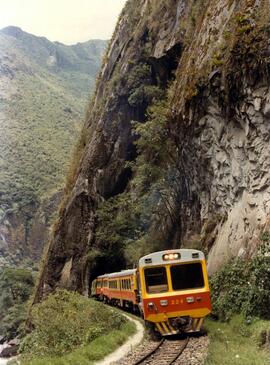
133;337;189;365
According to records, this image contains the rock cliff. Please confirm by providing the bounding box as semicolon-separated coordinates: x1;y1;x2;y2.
35;0;270;299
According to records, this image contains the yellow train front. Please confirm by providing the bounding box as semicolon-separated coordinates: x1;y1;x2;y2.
138;249;211;336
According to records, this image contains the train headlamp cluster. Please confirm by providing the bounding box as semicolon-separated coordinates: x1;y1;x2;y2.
162;253;180;261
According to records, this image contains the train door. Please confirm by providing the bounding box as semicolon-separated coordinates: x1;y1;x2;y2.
136;270;144;316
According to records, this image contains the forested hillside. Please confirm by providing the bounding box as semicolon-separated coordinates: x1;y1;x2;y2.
0;26;106;265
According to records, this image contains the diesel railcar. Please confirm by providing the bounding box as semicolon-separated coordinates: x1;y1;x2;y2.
91;249;211;336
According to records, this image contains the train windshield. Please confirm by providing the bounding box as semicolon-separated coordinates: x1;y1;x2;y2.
170;263;204;291
144;267;168;294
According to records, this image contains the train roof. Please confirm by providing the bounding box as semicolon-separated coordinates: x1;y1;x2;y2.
139;249;205;267
97;268;136;280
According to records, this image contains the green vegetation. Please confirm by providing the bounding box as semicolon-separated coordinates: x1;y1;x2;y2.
0;28;106;223
20;290;135;365
0;28;106;266
0;267;35;339
94;89;179;266
207;237;270;363
210;241;270;321
205;316;270;365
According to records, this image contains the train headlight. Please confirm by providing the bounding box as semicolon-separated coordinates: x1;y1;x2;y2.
147;302;155;310
186;296;195;303
163;253;180;261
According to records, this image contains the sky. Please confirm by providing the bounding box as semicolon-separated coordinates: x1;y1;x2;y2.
0;0;127;44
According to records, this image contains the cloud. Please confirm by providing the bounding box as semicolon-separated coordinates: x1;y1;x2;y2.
0;0;127;44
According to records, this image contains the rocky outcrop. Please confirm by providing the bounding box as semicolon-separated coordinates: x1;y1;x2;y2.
35;0;270;299
0;340;19;358
169;0;270;273
35;0;188;298
194;85;270;273
0;192;61;265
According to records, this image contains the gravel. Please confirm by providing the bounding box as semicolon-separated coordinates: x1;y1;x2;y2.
112;335;209;365
175;336;209;364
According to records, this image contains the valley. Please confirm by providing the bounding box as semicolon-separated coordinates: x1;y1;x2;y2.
0;26;106;265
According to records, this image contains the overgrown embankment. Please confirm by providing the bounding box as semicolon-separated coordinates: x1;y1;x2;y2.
205;316;270;365
19;290;135;365
205;237;270;364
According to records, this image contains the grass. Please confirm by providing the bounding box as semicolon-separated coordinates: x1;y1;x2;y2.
205;316;270;365
19;321;135;365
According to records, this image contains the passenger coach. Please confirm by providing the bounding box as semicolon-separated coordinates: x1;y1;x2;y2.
92;249;211;336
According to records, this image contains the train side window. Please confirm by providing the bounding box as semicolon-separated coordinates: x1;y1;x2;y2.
144;267;168;294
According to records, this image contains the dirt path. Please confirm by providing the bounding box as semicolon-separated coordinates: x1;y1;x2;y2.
95;314;145;365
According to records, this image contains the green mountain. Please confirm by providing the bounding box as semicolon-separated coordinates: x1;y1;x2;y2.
0;26;107;265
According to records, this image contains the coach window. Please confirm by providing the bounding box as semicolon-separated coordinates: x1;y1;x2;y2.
144;267;168;294
170;263;204;291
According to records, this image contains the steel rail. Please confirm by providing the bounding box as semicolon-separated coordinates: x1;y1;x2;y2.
169;338;189;365
133;338;165;365
133;337;189;365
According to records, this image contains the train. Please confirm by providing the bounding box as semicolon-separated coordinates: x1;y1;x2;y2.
91;249;211;336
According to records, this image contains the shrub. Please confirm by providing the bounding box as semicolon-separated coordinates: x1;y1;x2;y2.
210;241;270;321
20;290;127;358
0;267;35;339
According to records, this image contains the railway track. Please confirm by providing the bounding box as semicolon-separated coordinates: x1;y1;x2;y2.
133;337;189;365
